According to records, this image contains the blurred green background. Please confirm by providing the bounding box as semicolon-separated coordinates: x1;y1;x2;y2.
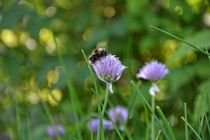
0;0;210;139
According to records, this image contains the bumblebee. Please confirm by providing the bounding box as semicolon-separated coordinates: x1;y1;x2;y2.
88;48;107;64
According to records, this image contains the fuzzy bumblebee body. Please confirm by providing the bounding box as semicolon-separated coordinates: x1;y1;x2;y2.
88;48;107;64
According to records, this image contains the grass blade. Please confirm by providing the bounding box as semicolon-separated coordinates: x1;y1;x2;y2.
156;106;176;140
15;103;24;140
151;95;155;140
101;84;109;117
155;129;161;140
131;81;170;140
108;101;132;140
184;103;188;140
204;114;210;136
106;111;124;140
26;110;32;140
54;36;82;140
150;25;209;56
181;116;203;140
41;101;61;140
81;49;105;140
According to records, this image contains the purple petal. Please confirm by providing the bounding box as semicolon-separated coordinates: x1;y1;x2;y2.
136;61;169;81
92;54;126;83
87;118;113;133
47;124;65;138
108;106;129;124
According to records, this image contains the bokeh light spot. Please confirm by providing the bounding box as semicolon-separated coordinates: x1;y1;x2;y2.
104;6;116;18
203;12;210;26
39;88;50;101
27;92;40;104
25;38;37;51
82;28;92;41
51;89;62;102
39;28;56;54
162;39;178;60
47;69;59;87
48;89;62;106
1;29;18;48
174;6;183;15
45;6;57;17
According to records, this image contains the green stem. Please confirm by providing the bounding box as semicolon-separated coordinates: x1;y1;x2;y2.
131;81;170;140
101;83;110;117
81;50;104;140
156;106;176;140
108;101;131;140
42;101;61;140
15;104;24;140
155;130;161;140
54;36;82;140
181;117;203;140
184;103;188;140
151;95;155;140
106;111;124;140
98;84;109;140
150;25;209;56
204;114;210;136
26;110;32;140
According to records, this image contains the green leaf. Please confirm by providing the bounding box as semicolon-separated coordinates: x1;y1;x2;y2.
194;79;210;121
169;30;210;63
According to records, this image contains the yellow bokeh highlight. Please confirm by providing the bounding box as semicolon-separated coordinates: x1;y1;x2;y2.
47;69;59;87
48;95;59;106
82;28;92;41
39;28;54;43
55;0;72;9
48;89;62;106
39;88;50;101
1;29;18;48
185;51;197;63
19;32;30;44
51;89;62;102
27;92;40;104
39;88;62;106
162;39;178;60
186;0;202;13
104;6;116;18
39;28;56;53
186;0;201;6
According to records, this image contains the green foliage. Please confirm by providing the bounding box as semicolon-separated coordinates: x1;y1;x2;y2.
169;30;210;64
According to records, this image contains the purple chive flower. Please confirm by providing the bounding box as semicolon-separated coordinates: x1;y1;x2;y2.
91;54;126;93
108;106;128;130
87;118;113;133
47;125;65;138
136;61;169;82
